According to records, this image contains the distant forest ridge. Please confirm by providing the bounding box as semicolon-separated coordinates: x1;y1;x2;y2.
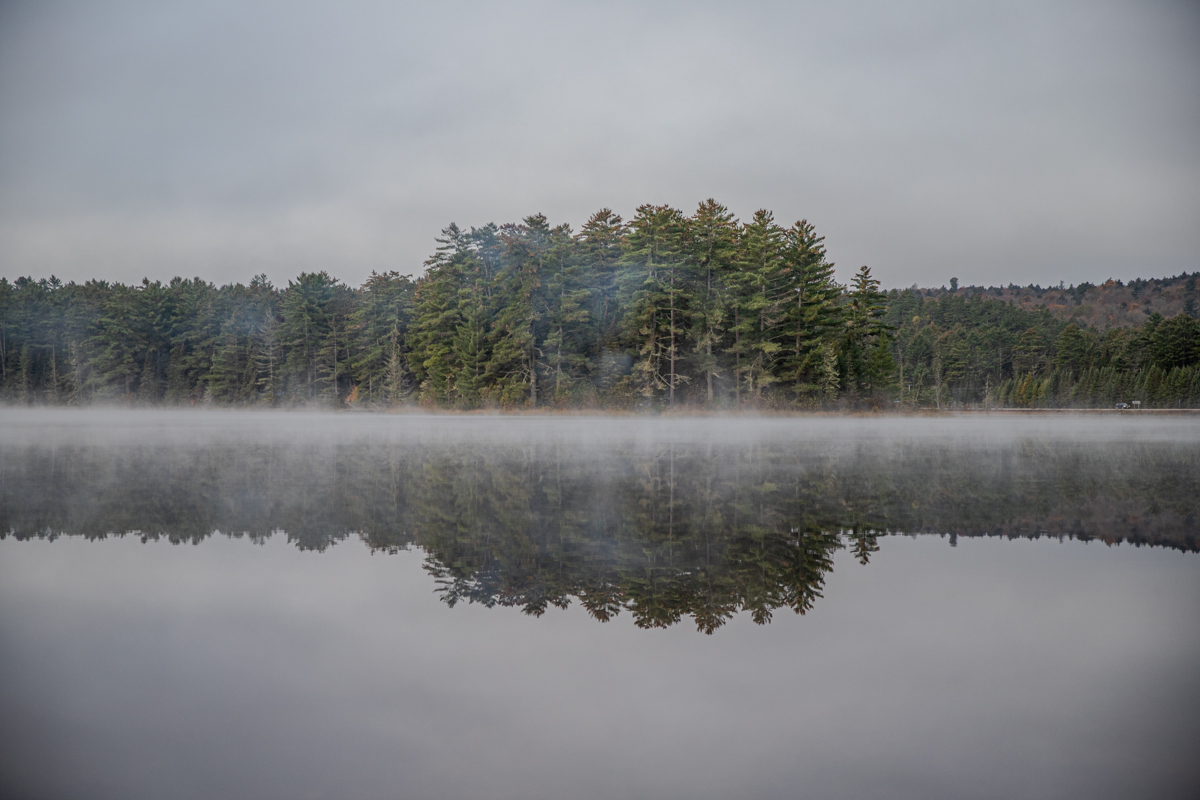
919;273;1197;332
2;201;1198;409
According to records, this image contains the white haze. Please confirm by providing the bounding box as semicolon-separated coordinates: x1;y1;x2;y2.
4;407;1200;452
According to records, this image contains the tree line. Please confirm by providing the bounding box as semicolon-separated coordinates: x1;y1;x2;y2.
887;289;1200;408
2;200;1198;408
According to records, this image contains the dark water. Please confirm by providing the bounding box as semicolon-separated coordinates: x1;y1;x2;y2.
1;410;1198;799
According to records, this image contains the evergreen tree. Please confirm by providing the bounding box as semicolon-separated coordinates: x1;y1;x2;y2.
409;224;472;404
730;210;786;404
619;205;689;406
351;271;415;404
843;265;895;397
576;209;626;348
777;220;843;399
485;215;554;407
686;199;739;404
279;272;347;403
541;222;592;404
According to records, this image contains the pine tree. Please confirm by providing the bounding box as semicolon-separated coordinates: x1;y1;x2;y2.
844;265;895;396
409;225;471;404
619;205;689;406
482;215;556;407
541;222;592;404
350;271;415;405
279;272;344;403
576;209;626;348
686;199;739;404
731;210;787;404
777;220;843;399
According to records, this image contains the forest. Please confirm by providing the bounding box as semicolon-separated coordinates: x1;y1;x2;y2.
2;201;1199;409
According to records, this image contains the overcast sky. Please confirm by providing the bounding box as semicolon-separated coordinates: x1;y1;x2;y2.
1;0;1197;290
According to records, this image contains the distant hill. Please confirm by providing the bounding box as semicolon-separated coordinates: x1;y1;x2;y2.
914;273;1198;331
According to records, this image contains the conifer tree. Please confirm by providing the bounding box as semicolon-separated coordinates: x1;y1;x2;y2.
451;285;490;405
350;271;414;404
486;215;553;407
541;222;592;403
686;199;739;404
619;205;689;405
279;272;346;403
777;220;842;398
844;265;895;396
409;224;471;404
576;209;626;348
731;210;786;403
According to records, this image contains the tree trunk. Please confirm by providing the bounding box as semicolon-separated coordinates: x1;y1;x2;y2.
49;344;58;402
706;265;713;404
706;338;713;404
555;326;562;399
669;276;676;407
734;306;740;405
530;337;537;408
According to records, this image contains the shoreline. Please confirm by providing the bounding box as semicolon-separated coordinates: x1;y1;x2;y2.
2;403;1199;417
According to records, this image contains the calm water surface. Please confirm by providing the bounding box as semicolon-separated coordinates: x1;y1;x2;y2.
1;410;1198;799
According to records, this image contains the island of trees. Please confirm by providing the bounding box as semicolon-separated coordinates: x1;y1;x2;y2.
2;200;1198;409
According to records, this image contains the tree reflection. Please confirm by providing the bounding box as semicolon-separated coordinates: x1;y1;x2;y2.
2;435;1196;631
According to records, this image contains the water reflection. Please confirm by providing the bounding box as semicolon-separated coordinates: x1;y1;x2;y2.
2;416;1197;632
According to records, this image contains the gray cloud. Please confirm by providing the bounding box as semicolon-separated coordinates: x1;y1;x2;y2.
0;0;1197;289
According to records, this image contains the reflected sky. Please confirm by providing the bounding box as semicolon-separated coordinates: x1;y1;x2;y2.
1;410;1198;798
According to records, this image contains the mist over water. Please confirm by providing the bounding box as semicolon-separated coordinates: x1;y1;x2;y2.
4;408;1197;553
6;406;1198;447
1;409;1198;799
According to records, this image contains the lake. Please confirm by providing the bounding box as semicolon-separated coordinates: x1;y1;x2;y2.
1;409;1198;799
